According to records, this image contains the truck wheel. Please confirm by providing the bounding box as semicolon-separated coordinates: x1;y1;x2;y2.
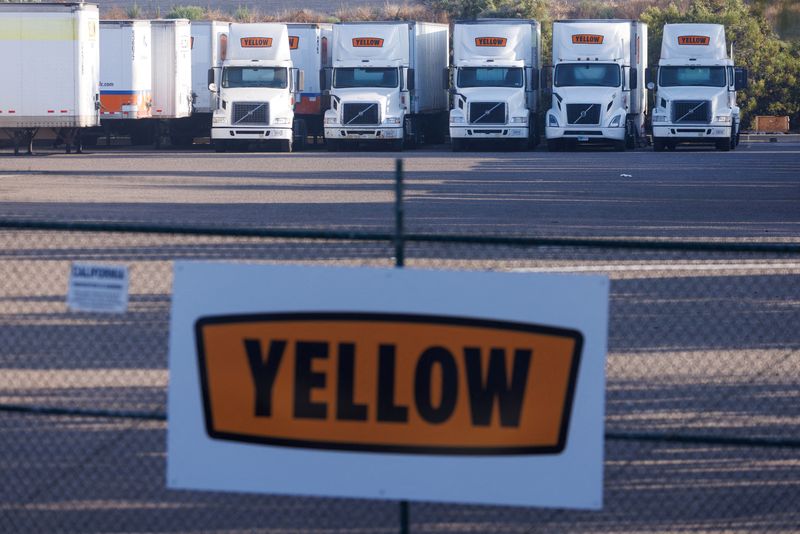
625;118;636;149
213;140;227;153
614;140;626;152
451;138;464;152
390;139;404;152
653;137;666;152
546;139;562;152
715;138;731;152
326;139;340;152
293;120;308;152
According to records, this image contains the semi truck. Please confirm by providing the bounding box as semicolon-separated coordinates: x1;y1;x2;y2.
323;21;449;151
545;20;647;151
449;19;542;151
210;23;302;152
287;23;333;147
649;23;747;151
0;2;100;155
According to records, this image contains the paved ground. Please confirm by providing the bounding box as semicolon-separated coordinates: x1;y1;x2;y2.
0;143;798;532
0;142;798;239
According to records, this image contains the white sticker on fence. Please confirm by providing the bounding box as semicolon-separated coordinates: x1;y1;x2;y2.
67;263;129;313
167;263;609;509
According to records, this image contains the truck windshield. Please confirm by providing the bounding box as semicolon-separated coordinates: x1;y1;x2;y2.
554;64;620;87
333;68;399;89
457;67;523;88
659;66;726;88
222;67;288;89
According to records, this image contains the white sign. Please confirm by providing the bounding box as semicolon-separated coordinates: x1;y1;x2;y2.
167;263;608;509
67;263;129;313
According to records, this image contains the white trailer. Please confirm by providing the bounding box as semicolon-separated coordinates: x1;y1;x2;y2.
210;23;302;152
545;20;647;151
649;24;747;151
449;19;542;151
287;23;332;146
99;20;152;120
323;21;449;150
0;2;100;155
150;19;193;146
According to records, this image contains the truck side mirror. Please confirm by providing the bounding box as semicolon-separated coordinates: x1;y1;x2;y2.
529;68;539;92
321;67;333;92
207;68;215;86
645;67;653;85
629;68;638;90
297;70;305;92
735;68;748;90
541;66;553;93
443;68;450;90
405;68;415;91
208;82;217;93
646;81;655;91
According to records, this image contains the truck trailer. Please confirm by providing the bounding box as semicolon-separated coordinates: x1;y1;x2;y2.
649;23;747;151
449;19;542;151
0;2;100;155
210;23;303;152
150;19;194;147
545;20;647;151
287;23;333;147
323;21;449;150
189;21;230;141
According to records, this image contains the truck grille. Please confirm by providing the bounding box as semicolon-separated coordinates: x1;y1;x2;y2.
566;104;601;125
672;101;711;124
342;103;380;125
470;102;506;124
233;102;269;125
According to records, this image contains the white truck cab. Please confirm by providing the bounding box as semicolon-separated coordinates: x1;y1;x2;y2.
546;20;647;151
210;23;303;152
449;20;541;151
323;22;449;151
649;24;748;151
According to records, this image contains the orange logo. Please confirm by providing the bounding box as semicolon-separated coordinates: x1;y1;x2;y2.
475;37;508;47
572;34;604;44
289;36;299;49
678;35;710;45
352;38;384;48
241;37;272;48
196;313;583;455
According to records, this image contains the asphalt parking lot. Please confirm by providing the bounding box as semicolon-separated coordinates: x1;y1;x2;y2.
0;141;798;533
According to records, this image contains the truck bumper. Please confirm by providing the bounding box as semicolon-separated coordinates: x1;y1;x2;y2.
653;124;731;140
546;126;625;142
450;126;528;139
211;127;292;140
324;126;403;140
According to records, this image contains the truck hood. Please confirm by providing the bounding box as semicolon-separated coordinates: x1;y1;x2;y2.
552;86;619;104
219;87;289;104
657;86;731;117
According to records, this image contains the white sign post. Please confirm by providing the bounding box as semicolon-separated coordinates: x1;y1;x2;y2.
168;263;608;509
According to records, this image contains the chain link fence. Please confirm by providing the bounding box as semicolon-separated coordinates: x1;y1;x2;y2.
0;220;798;533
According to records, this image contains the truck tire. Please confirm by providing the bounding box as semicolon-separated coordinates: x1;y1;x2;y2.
614;140;626;152
326;139;340;152
546;139;562;152
625;118;636;149
451;138;464;152
293;119;308;152
213;140;227;153
390;139;404;152
653;137;666;152
715;138;731;151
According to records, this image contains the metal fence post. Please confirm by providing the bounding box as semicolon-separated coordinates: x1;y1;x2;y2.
394;158;405;268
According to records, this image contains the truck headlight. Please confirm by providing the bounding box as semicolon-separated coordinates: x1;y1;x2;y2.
510;116;528;124
450;116;465;124
653;114;667;123
384;116;401;125
324;117;338;125
548;114;560;128
273;117;290;125
608;115;622;128
212;116;226;124
715;115;732;123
